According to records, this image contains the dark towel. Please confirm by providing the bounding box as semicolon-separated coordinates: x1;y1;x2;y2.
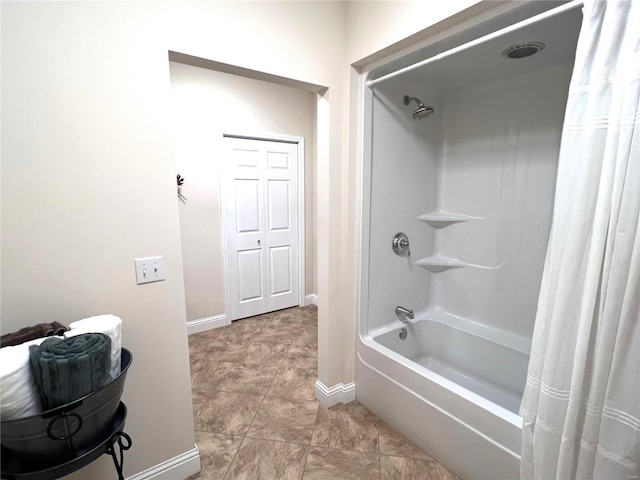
1;322;68;348
29;333;111;410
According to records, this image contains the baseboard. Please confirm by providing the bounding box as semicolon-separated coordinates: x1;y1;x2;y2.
314;380;356;408
187;314;227;335
189;300;315;335
127;446;200;480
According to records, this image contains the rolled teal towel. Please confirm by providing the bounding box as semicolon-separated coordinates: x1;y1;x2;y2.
29;333;111;410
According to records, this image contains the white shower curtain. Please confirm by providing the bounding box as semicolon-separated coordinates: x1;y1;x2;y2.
520;1;640;479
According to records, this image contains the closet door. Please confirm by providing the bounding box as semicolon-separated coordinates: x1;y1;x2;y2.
222;136;299;320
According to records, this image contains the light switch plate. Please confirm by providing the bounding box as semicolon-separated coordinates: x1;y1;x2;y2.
134;256;165;285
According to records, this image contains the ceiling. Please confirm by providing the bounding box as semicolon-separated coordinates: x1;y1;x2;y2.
372;2;583;93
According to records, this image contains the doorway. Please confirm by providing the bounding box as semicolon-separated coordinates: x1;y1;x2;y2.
168;59;316;332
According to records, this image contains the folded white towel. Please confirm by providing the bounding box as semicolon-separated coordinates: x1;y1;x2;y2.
0;337;48;421
65;315;122;380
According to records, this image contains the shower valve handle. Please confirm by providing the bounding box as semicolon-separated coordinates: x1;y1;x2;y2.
392;232;410;256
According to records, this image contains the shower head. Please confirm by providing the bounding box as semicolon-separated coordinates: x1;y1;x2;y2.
403;95;435;119
412;104;436;120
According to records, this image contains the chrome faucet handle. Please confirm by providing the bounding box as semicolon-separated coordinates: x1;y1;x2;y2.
392;233;410;256
395;306;414;320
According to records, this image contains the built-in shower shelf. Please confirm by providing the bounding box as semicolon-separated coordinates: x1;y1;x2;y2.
415;255;468;272
416;212;476;228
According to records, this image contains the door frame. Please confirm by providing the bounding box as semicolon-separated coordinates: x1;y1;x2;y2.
220;132;306;324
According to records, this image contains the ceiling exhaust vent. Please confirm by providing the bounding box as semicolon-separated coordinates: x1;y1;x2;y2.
502;42;545;59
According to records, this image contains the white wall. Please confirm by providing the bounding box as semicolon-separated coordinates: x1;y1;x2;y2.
366;78;441;331
346;0;483;65
437;66;571;339
169;62;316;322
1;1;346;477
363;65;570;342
1;3;197;478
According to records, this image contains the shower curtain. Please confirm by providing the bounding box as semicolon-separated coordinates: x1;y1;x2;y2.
520;1;639;479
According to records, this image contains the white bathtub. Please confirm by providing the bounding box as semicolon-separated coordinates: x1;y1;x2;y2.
357;315;527;479
356;3;582;479
374;317;529;414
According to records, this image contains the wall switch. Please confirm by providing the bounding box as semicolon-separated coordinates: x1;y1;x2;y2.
134;256;165;285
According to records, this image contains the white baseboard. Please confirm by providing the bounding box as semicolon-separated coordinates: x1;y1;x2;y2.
314;380;356;408
189;299;315;335
187;314;228;335
127;446;200;480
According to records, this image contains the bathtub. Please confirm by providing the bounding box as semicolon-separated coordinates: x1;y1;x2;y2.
356;3;583;478
357;315;527;479
374;316;529;414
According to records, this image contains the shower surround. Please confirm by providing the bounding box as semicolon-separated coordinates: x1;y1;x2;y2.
356;3;583;479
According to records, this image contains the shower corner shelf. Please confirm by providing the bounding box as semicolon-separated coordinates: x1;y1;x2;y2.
416;212;475;228
415;255;468;272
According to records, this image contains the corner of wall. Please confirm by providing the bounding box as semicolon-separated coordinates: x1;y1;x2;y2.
314;379;356;408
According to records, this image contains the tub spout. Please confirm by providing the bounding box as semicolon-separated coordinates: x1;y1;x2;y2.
395;306;414;321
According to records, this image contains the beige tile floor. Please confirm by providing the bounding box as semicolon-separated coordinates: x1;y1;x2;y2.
188;305;459;480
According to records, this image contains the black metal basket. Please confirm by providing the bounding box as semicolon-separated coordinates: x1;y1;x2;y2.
1;348;132;462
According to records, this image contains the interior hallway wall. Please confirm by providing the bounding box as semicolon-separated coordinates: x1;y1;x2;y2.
168;62;316;323
1;1;346;478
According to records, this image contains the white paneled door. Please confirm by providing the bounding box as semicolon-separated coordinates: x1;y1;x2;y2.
222;136;299;320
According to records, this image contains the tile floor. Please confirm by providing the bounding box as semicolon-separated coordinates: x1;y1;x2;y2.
188;305;459;480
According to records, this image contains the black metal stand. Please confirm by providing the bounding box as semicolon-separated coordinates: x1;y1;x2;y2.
1;403;131;480
105;431;132;480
